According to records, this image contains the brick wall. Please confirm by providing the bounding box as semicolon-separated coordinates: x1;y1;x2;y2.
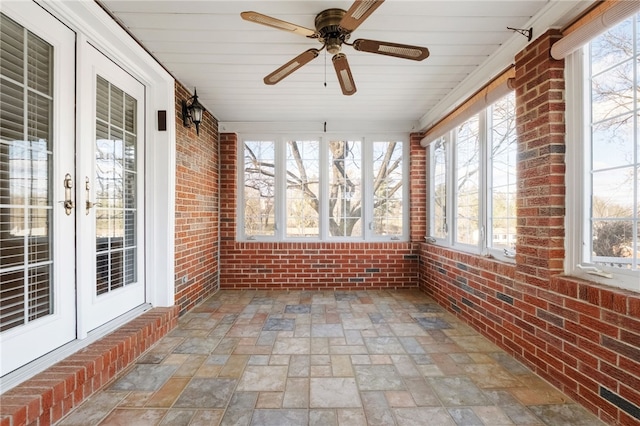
419;30;640;426
218;132;424;290
174;83;220;315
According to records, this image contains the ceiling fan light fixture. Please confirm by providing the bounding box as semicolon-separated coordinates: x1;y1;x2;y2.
242;0;430;95
326;37;342;54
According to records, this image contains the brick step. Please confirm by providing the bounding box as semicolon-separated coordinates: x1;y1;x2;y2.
0;306;179;426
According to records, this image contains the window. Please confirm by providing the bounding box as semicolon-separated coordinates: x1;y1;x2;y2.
329;140;362;237
286;140;320;238
372;141;404;236
455;115;481;247
431;138;448;239
566;13;639;291
243;140;276;237
239;135;407;241
488;94;518;253
427;92;517;260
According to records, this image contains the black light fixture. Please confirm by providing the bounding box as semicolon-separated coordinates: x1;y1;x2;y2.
182;88;205;135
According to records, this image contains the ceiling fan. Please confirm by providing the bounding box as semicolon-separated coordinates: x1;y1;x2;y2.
241;0;429;96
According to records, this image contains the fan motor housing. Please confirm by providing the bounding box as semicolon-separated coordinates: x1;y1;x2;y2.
315;8;348;54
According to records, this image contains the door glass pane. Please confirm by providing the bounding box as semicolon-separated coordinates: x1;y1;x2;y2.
95;76;138;295
0;13;53;332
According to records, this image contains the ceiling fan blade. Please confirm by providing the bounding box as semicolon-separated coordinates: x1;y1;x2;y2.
339;0;384;32
353;39;430;61
241;11;317;38
264;49;320;85
332;53;357;96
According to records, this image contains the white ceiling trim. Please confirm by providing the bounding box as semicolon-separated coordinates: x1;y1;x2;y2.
219;120;420;134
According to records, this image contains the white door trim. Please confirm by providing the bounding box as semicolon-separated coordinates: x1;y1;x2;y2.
37;0;176;310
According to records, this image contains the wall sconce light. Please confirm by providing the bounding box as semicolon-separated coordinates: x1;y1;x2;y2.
182;88;205;135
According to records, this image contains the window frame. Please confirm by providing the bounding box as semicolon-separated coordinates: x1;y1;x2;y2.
237;133;409;242
565;40;640;292
427;92;517;263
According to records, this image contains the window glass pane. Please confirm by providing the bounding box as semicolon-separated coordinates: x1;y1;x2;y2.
592;115;634;169
329;140;362;237
372;141;403;237
432;138;447;239
588;16;639;272
244;140;276;236
286;140;320;238
591;60;634;123
455;116;480;245
489;92;517;251
590;16;633;75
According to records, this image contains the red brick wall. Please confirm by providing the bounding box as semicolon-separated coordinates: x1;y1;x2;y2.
419;30;640;426
218;133;424;290
409;132;427;242
174;83;219;315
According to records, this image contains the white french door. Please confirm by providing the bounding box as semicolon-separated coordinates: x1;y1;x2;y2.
0;2;76;376
76;43;146;335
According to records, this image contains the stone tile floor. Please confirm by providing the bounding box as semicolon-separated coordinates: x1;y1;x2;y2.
58;290;604;425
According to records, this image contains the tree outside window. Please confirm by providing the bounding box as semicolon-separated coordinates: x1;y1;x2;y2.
241;137;406;240
588;14;639;271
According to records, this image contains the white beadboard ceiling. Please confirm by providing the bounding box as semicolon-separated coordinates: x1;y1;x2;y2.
99;0;593;133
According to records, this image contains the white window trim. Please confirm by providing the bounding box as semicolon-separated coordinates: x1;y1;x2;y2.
428;136;452;247
238;133;409;242
565;46;639;292
427;102;516;264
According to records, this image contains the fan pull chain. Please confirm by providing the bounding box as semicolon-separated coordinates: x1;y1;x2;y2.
324;50;327;87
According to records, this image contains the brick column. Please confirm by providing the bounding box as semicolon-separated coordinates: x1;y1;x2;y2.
409;132;427;243
514;29;566;287
219;133;237;245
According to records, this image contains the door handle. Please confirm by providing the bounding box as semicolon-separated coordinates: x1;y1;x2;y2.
61;173;74;215
85;176;101;215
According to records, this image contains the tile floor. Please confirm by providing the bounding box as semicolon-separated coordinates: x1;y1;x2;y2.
58;290;604;425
